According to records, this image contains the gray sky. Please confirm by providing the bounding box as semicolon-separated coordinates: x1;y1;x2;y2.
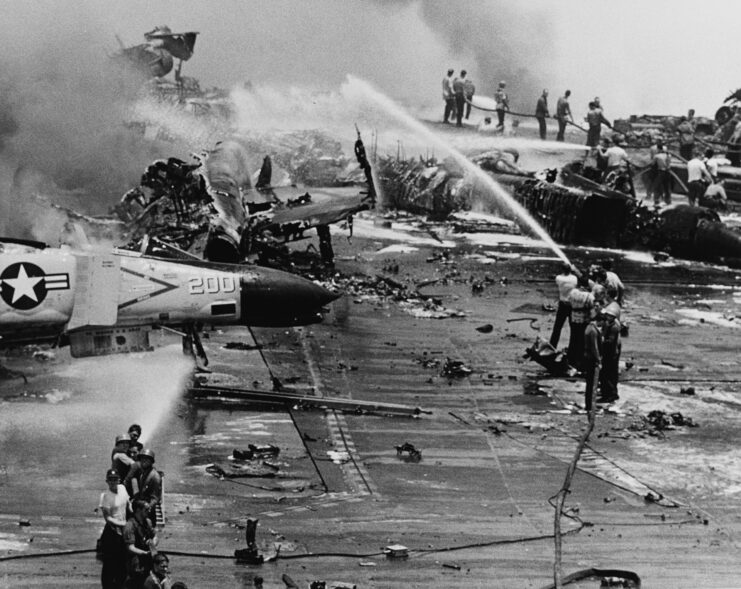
2;0;738;118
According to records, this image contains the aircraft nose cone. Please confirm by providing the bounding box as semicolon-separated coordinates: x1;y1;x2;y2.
239;266;340;326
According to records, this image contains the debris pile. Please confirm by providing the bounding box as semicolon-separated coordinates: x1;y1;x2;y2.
206;462;278;479
395;442;422;461
322;272;467;319
206;445;282;479
440;358;473;378
377;156;470;219
627;410;698;436
233;444;280;460
115;143;248;262
612;114;716;147
523;337;571;376
413;355;441;369
238;130;350;187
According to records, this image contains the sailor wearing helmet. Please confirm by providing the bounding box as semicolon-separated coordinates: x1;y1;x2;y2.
597;302;622;404
111;434;135;481
126;448;162;524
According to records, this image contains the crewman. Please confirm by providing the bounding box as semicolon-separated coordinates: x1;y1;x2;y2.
316;224;334;266
123;499;159;589
549;263;577;349
652;141;672;206
567;274;595;372
477;116;495;132
586;101;611;148
463;74;475;120
597;302;622;404
111;434;134;481
99;469;130;589
590;276;608;316
453;70;467;127
595;137;610;176
128;424;143;455
686;150;713;206
604;136;630;179
701;179;728;211
592;265;624;306
494;81;509;130
442;69;455;123
132;448;162;525
555;90;573;142
535;89;549;140
728;112;741;166
583;311;605;412
676;112;696;161
142;553;171;589
704;148;720;182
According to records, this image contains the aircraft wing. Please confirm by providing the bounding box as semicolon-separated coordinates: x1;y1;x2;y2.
267;192;370;228
248;189;371;247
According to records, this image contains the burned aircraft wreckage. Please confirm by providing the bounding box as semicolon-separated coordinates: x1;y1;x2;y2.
116;131;376;267
377;151;741;266
123;139;741;269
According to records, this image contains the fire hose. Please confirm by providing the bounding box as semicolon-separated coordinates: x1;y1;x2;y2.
466;98;590;133
0;528;582;563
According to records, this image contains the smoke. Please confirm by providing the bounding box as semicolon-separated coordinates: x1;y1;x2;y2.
0;5;191;242
412;2;553;114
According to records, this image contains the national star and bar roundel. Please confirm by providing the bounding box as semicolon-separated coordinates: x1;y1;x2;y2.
0;262;70;310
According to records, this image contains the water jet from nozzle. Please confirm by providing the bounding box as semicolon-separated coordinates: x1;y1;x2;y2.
343;76;572;266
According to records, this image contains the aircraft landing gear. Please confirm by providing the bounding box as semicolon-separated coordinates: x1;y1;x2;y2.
182;324;210;373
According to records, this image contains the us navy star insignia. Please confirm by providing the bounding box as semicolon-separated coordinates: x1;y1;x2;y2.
0;262;70;310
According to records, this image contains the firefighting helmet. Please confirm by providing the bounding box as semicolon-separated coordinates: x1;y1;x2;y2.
115;434;131;444
603;302;621;320
138;448;156;463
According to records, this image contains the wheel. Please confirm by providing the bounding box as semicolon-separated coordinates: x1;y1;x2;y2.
715;105;734;126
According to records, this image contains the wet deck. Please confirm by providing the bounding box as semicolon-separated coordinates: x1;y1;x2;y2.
2;229;741;588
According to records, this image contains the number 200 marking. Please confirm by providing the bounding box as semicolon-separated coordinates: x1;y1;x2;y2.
189;275;236;294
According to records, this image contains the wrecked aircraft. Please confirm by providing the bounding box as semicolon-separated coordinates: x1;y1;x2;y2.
113;25;198;80
377;148;531;220
247;130;376;265
512;166;741;264
117;131;376;268
377;155;741;265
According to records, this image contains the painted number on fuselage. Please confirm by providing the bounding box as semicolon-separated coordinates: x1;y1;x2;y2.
188;275;236;295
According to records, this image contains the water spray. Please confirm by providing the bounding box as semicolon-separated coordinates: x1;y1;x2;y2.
343;75;572;266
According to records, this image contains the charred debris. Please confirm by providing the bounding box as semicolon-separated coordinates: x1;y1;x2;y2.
115;130;375;268
377;152;741;267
